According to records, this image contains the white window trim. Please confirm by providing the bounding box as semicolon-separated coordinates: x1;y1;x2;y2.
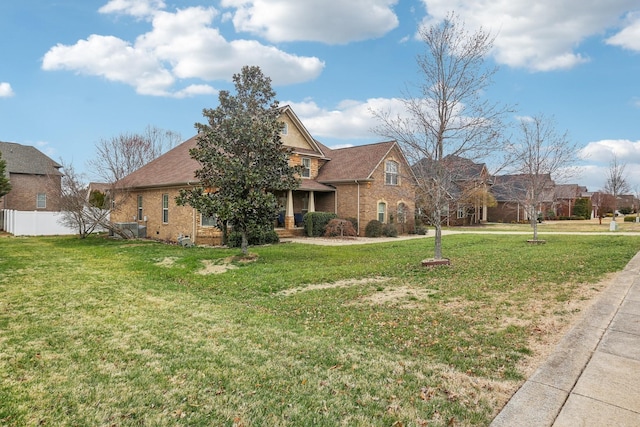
302;157;311;178
162;194;169;224
378;201;386;223
385;160;399;186
36;193;46;209
201;213;217;227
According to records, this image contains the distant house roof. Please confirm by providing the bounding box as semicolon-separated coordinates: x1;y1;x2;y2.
491;174;555;202
0;141;63;176
555;184;582;199
315;140;398;183
412;155;487;182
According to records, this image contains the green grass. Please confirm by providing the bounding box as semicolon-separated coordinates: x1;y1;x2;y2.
1;233;640;426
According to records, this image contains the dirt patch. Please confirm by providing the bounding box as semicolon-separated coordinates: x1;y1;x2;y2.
352;285;438;307
155;257;179;267
197;259;238;275
279;277;389;296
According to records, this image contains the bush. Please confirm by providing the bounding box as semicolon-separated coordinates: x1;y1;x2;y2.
228;226;279;248
364;220;383;237
624;215;639;222
382;223;398;237
324;219;357;237
346;217;358;233
303;212;337;237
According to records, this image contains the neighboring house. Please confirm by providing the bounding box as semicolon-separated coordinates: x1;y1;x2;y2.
0;141;63;212
110;106;416;245
412;155;492;226
554;184;587;217
487;174;555;223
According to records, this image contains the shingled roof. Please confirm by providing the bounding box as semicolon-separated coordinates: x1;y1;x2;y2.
116;135;201;189
315;140;398;183
0;141;62;176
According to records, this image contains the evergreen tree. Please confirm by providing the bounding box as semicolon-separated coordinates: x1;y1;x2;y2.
0;151;11;198
177;66;300;254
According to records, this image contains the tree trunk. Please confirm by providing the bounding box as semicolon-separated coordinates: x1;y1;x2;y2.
531;217;538;241
241;230;249;255
434;224;443;259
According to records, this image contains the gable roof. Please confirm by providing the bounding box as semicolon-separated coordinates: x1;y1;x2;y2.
491;174;555;202
116;135;201;189
0;141;63;176
279;105;329;159
315;140;398;183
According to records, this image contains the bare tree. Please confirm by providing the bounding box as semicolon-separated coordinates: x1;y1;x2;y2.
87;125;181;183
56;161;110;238
506;114;578;241
374;12;512;262
604;155;630;228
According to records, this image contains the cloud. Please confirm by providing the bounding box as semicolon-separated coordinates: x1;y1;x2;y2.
418;0;640;71
221;0;399;44
98;0;166;18
579;139;640;164
285;97;405;140
606;12;640;51
0;82;14;97
42;4;324;97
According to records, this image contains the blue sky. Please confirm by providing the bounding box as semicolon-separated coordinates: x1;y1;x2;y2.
1;0;639;192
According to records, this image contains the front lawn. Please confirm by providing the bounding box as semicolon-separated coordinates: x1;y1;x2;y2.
1;234;639;426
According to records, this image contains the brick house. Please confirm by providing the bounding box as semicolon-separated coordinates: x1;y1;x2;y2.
487;174;555;223
0;141;63;213
110;106;416;244
554;184;588;217
412;155;492;226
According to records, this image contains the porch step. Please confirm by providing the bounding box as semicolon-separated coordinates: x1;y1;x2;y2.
276;228;305;239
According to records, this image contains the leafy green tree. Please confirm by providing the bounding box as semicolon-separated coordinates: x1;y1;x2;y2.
573;198;591;220
177;66;300;255
0;151;11;198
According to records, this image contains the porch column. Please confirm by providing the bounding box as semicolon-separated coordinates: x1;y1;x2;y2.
285;189;295;229
308;191;315;212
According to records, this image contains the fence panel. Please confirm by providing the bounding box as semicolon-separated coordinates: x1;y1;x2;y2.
2;210;77;236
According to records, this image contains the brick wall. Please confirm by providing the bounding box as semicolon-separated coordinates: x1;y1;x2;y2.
3;173;61;211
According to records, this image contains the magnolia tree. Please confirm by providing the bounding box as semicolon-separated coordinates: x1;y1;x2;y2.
374;12;511;262
177;66;300;255
0;151;11;198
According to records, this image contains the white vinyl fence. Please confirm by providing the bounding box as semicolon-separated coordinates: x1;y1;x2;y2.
2;210;78;236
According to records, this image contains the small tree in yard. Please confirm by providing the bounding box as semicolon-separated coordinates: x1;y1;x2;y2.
374;12;511;262
0;151;11;198
57;161;110;238
604;155;630;228
506;114;578;241
177;66;300;255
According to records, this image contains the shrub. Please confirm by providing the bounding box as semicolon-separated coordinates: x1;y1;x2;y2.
346;217;358;233
324;219;357;237
303;212;337;237
415;225;428;235
624;215;639;222
228;226;279;248
382;223;398;237
364;220;383;237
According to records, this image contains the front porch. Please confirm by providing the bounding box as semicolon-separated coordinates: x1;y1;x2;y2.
274;184;336;231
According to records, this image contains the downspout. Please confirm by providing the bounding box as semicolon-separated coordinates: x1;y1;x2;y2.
192;208;197;244
355;180;361;236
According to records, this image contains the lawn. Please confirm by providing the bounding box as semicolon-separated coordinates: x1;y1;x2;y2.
1;232;640;426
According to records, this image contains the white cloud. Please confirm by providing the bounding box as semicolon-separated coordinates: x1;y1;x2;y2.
606;12;640;51
579;139;640;164
419;0;640;71
42;4;324;96
285;97;405;139
0;82;14;97
98;0;166;18
221;0;399;44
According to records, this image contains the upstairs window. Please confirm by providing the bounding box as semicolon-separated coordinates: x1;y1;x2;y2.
302;157;311;178
385;161;399;185
36;193;46;209
281;122;288;135
162;194;169;223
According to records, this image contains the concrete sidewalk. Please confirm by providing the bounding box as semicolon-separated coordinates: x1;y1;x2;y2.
491;251;640;426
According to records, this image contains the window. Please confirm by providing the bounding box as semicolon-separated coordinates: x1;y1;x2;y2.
137;195;143;221
281;122;288;135
36;193;46;209
378;202;386;223
457;205;465;219
201;213;217;227
302;157;311;178
385;161;399;185
162;194;169;223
